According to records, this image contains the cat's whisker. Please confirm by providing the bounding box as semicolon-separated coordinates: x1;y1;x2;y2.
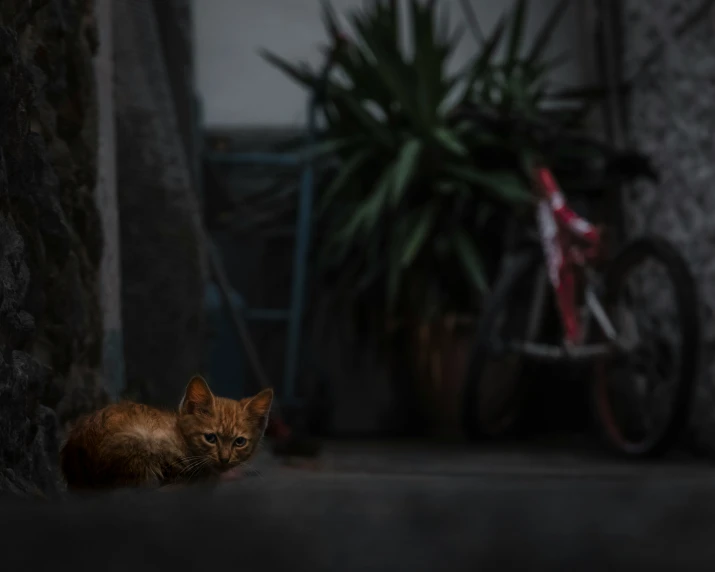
177;457;203;469
170;455;205;469
179;462;199;479
175;458;207;479
170;459;194;470
187;458;210;482
242;461;264;479
178;458;207;476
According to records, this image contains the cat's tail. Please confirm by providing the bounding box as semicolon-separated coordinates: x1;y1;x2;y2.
59;438;89;491
59;410;107;491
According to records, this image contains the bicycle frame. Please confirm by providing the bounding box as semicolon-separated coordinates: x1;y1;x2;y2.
510;164;625;363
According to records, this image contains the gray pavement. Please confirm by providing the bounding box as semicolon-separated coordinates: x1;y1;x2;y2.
254;438;715;479
2;440;715;571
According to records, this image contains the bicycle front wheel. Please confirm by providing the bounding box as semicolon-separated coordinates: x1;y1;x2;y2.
592;236;700;457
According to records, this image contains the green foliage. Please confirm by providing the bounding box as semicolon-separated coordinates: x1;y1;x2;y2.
262;0;601;323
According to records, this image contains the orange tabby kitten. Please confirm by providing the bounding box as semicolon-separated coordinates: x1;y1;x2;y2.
60;376;273;490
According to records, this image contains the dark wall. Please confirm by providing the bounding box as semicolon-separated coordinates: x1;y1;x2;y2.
113;0;207;407
151;0;198;187
0;0;107;496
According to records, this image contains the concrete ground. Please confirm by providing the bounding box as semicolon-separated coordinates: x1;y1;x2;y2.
2;439;715;571
252;437;715;479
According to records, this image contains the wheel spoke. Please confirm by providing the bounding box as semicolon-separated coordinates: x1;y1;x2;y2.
594;238;696;456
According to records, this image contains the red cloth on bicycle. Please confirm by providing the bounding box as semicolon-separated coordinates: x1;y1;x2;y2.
536;168;600;245
535;167;601;343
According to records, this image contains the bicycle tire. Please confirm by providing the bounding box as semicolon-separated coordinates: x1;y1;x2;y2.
591;236;700;457
463;249;542;440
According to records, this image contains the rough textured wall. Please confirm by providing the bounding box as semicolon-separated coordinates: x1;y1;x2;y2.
0;0;106;496
622;0;715;449
113;0;207;407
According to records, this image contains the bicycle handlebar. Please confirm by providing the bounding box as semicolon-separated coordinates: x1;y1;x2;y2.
451;103;615;156
451;103;659;184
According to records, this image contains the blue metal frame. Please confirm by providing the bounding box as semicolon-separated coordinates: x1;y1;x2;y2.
207;152;302;167
199;38;343;408
202;100;319;407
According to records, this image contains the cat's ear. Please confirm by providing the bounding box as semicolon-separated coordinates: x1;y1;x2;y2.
244;388;273;431
179;375;215;416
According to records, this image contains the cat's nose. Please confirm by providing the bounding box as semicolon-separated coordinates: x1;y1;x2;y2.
219;457;230;465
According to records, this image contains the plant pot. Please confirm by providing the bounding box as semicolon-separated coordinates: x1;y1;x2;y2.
404;316;476;439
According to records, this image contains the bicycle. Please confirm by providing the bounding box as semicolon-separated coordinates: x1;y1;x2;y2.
457;105;701;457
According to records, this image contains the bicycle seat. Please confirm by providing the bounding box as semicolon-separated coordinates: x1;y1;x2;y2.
604;150;659;184
451;103;659;192
552;149;658;196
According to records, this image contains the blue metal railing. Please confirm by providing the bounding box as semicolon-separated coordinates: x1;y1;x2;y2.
200;44;337;408
201;118;318;407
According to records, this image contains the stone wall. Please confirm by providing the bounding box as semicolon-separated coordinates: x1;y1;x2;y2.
0;0;106;496
621;0;715;450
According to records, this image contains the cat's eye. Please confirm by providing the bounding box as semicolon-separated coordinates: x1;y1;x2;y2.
234;436;247;448
204;433;217;444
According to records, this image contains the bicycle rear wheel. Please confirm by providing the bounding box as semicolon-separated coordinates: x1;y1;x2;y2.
463;251;542;440
592;236;700;457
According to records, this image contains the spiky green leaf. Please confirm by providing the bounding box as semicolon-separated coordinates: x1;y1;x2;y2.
349;10;423;127
319;148;372;213
526;0;569;65
459;15;506;105
409;0;450;128
401;208;436;267
301;137;359;161
330;85;394;147
320;0;342;40
451;229;488;293
443;164;532;203
507;0;528;67
361;166;394;234
391;139;423;205
434;127;467;156
260;50;317;89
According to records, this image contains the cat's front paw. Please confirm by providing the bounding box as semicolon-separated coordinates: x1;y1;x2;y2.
158;483;186;493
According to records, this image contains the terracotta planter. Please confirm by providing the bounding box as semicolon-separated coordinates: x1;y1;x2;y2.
406;316;476;439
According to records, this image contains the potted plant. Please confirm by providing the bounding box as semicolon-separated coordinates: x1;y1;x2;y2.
262;0;595;436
